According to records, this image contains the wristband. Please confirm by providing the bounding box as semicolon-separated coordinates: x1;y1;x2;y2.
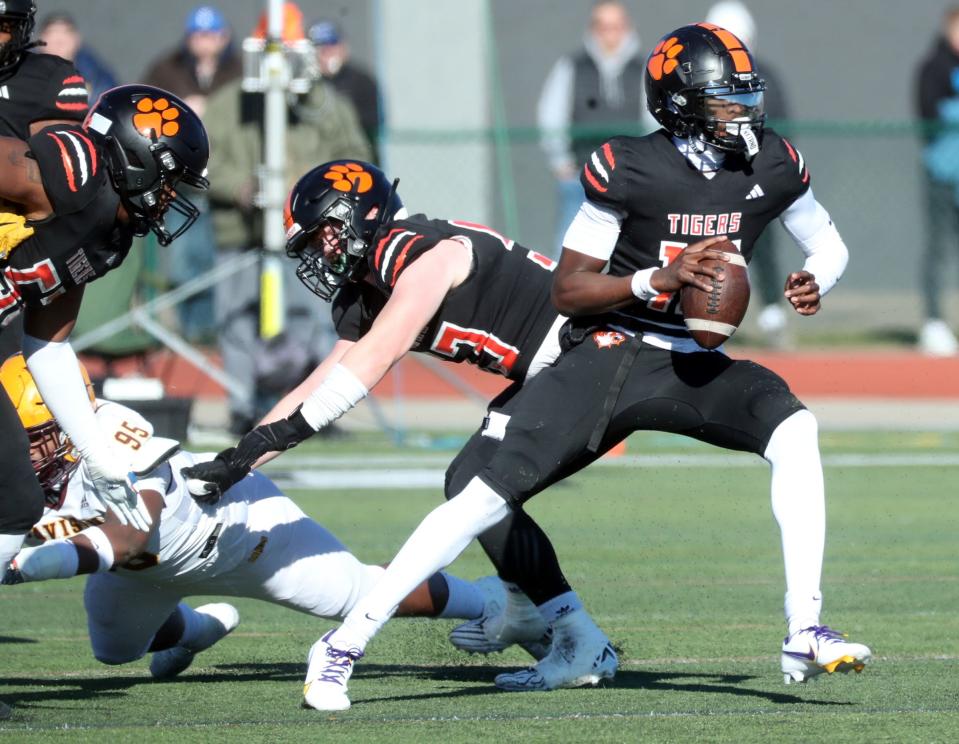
630;268;658;300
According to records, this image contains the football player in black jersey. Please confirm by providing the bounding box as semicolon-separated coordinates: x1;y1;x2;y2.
0;0;90;364
280;23;871;707
0;84;210;597
180;160;620;709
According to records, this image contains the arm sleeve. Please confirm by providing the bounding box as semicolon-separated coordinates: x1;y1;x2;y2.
537;56;575;173
778;187;849;296
22;336;104;461
561;199;623;260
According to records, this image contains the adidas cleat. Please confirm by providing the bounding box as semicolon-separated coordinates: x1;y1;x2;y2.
302;629;364;711
449;578;552;660
150;603;240;680
781;625;871;684
493;608;616;691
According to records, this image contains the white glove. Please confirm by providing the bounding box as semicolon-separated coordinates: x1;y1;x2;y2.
97;475;152;532
82;442;133;483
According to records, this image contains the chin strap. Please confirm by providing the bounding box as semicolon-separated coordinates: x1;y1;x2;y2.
740;125;760;158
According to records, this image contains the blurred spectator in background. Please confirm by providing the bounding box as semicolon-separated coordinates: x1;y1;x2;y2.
916;6;959;356
142;5;242;344
705;1;792;348
537;0;646;258
37;12;116;104
309;19;383;164
205;2;371;434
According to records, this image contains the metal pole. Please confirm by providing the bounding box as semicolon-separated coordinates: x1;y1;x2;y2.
259;0;288;339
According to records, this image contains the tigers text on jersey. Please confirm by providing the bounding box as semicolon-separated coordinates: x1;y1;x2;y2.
580;129;809;344
0;52;89;140
0;123;134;326
28;402;249;582
332;214;560;381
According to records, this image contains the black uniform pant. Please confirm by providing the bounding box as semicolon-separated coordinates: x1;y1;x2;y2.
446;329;804;606
0;383;46;533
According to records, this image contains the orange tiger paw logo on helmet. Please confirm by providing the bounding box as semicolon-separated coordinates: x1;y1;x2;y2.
133;97;180;139
647;36;684;81
323;162;373;193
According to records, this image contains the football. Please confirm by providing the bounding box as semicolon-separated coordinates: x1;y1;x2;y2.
680;240;750;349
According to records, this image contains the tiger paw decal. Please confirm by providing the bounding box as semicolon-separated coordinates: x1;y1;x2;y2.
323;162;373;193
647;36;684;81
134;97;180;139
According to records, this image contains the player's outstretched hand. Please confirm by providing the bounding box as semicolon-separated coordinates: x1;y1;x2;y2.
784;271;821;316
182;448;245;504
98;474;153;531
652;236;729;294
183;413;316;504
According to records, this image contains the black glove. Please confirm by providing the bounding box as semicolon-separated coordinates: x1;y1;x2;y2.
181;410;316;503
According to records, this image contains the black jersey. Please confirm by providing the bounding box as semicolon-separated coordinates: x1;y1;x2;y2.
581;128;809;339
0;52;88;139
332;214;560;381
0;124;134;326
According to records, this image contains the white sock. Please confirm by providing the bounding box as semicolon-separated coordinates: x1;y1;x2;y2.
176;604;209;650
437;573;486;619
764;410;825;635
0;533;26;572
537;591;584;625
336;477;510;650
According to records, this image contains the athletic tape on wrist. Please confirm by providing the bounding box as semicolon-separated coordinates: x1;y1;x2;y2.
630;268;657;300
299;364;368;431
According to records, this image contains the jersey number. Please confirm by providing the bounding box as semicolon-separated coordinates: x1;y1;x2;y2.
0;259;63;323
431;321;519;376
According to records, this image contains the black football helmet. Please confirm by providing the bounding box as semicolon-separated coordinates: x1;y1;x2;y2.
84;84;210;245
645;23;765;156
284;160;403;301
0;0;36;73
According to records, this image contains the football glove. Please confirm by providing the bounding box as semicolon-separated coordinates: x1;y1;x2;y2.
0;213;34;260
182;410;316;503
95;474;153;532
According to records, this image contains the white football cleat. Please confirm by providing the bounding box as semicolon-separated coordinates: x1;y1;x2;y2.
303;629;364;711
781;625;871;684
493;608;616;691
150;603;240;680
449;578;552;660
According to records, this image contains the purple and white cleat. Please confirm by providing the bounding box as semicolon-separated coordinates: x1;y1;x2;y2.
781;625;871;684
303;629;364;711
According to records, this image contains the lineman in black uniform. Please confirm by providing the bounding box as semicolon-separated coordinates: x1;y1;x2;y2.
0;85;210;593
276;23;870;708
180;160;618;709
0;0;90;363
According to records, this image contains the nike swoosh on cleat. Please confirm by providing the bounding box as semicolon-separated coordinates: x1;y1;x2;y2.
783;647;817;661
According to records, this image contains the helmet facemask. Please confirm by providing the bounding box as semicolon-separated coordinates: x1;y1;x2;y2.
107;138;210;246
682;84;765;156
27;420;79;510
289;196;370;301
287;173;400;301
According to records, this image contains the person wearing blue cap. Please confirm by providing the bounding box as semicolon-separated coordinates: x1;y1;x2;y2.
309;19;383;163
142;5;241;120
141;5;242;344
